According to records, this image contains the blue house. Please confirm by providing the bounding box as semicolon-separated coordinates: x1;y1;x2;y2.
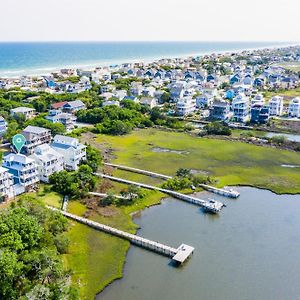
254;78;265;87
230;74;241;85
226;90;235;100
207;74;216;82
251;104;270;123
44;77;56;89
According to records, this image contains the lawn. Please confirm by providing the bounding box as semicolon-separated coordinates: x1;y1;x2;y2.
36;182;164;299
21;128;300;299
96;128;300;194
263;87;300;103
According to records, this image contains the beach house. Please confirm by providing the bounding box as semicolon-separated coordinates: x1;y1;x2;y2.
232;94;250;123
176;97;196;116
21;126;52;154
269;96;284;116
10;107;36;120
30;144;64;183
0;167;14;201
209;100;231;121
3;153;39;195
45;110;76;131
62;100;86;113
288;97;300;118
50;135;86;170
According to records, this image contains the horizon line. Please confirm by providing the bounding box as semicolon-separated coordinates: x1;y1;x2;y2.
0;40;298;44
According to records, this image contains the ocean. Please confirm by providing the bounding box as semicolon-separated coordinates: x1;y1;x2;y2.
0;41;288;78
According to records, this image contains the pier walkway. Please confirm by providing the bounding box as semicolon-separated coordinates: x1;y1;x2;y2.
104;163;172;180
95;173;224;213
105;163;239;198
88;192;133;200
47;206;194;264
199;184;240;198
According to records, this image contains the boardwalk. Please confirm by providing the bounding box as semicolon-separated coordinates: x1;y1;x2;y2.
47;206;194;264
199;184;240;198
104;162;172;180
106;163;239;198
95;173;225;213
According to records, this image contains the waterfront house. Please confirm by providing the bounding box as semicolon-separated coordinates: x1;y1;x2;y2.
288;97;300;118
251;94;265;106
21;126;52;154
209;100;231;121
3;153;39;194
176;97;196;116
10;107;36;120
30;144;64;183
50;135;86;171
196;93;214;108
250;103;270;123
269;96;284;116
0;166;14;201
232;95;250;122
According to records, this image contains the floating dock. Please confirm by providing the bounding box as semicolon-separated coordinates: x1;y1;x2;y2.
47;206;194;264
95;173;225;213
199;184;240;198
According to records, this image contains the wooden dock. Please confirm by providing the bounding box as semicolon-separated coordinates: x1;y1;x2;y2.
199;184;240;198
95;173;225;213
47;206;194;264
105;163;239;199
104;163;172;180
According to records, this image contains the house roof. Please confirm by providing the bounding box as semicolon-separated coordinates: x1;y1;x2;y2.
4;153;35;165
11;107;35;113
31;144;63;162
51;101;68;109
64;100;85;108
22;125;50;135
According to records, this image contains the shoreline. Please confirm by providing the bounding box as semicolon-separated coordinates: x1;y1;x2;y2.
95;185;300;299
0;42;298;78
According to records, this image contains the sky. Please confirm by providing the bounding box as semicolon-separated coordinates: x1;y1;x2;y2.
1;0;300;42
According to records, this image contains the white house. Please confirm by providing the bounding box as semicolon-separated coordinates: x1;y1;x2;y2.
30;144;64;183
176;97;196;116
10;107;36;120
3;154;39;195
0;166;14;201
140;97;158;109
196;93;214;108
232;94;250;122
269;96;284;116
21;126;52;154
251;94;265;106
288;97;300;118
50;135;86;171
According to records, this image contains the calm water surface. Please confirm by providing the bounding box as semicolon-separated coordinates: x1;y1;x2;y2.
266;132;300;142
98;187;300;300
